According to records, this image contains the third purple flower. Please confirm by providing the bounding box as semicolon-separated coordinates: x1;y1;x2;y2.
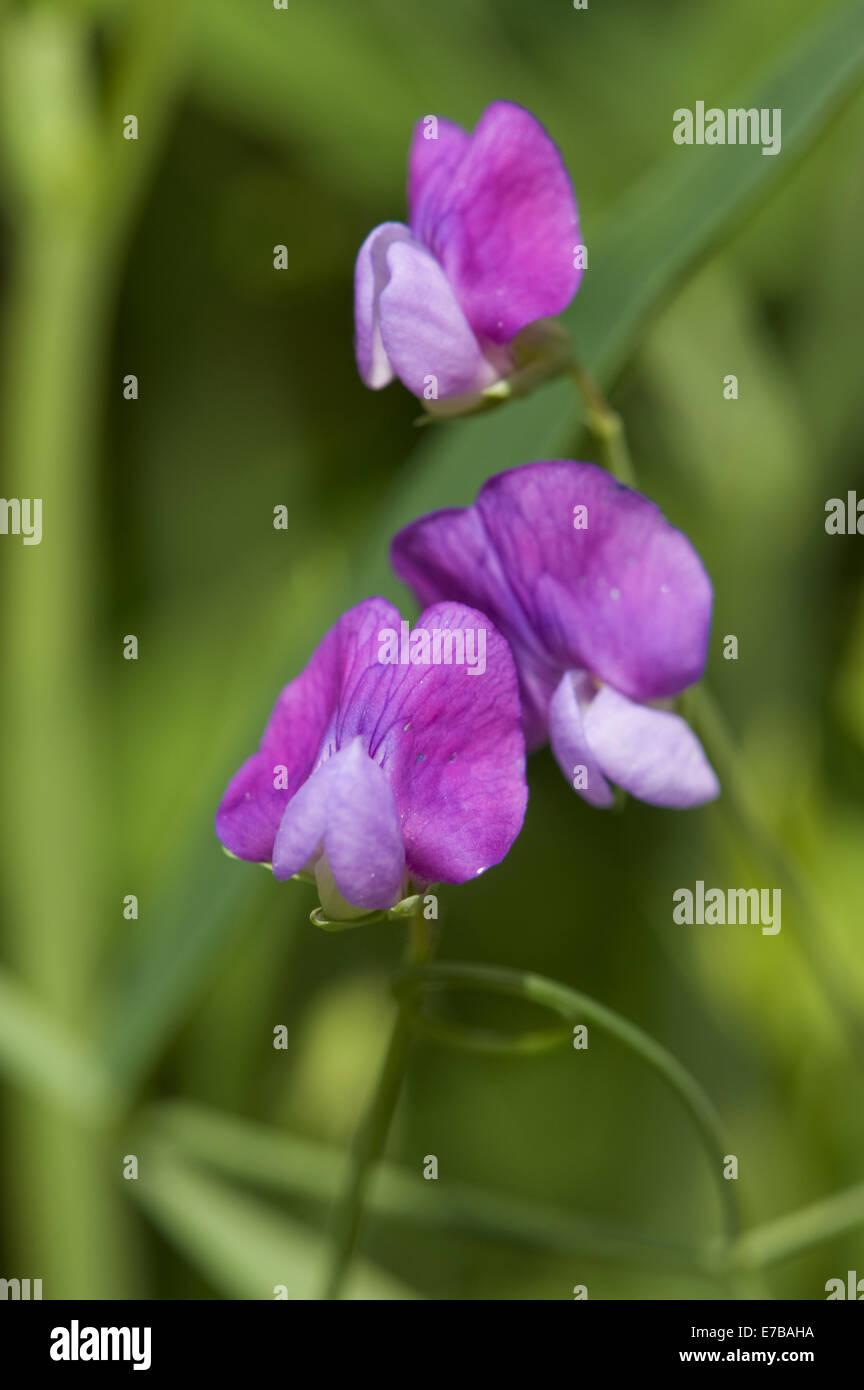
391;460;720;809
354;101;581;413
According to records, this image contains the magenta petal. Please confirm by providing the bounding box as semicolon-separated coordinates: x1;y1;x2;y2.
474;462;713;703
378;239;498;399
419;101;581;344
354;221;416;388
583;686;719;809
548;672;613;808
381;602;527;885
390;506;559;749
214;752;284;864
408;115;470;239
215;663;339;865
273;739;406;909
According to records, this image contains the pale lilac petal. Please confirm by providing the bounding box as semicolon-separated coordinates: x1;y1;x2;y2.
547;672;613;808
354;221;415;388
378;239;498;399
376;603;527;885
273;740;406;910
473;462;713;703
417;101;581;344
269;755;333;879
583;686;719;809
216;598;400;864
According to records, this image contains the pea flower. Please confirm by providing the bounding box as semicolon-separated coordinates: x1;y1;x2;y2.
215;597;527;921
391;461;719;809
354;101;581;413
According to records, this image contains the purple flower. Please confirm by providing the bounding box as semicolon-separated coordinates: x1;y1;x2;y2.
215;597;527;919
391;461;719;810
355;101;581;410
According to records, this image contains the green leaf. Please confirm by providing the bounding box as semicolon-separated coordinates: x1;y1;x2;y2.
105;851;278;1089
0;967;118;1122
574;0;864;386
734;1181;864;1269
144;1099;710;1272
189;0;567;200
104;552;341;1090
130;1135;417;1300
360;0;864;570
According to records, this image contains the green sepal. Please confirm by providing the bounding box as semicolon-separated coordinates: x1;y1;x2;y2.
309;907;388;933
309;891;426;933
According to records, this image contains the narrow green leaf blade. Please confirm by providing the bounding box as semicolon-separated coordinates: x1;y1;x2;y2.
131;1137;418;1300
145;1099;709;1271
362;0;864;562
575;0;864;384
0;968;117;1121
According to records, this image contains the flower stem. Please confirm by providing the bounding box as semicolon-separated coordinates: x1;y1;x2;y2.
686;686;864;1061
573;363;864;1060
570;363;637;486
733;1179;864;1271
397;960;740;1254
321;909;437;1299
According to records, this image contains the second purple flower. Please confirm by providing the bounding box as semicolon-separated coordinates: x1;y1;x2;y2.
391;460;720;810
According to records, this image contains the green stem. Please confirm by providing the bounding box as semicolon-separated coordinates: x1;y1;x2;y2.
733;1180;864;1271
686;687;864;1060
574;355;864;1061
321;911;437;1299
0;72;123;1292
396;962;740;1256
0;0;189;1298
570;363;637;486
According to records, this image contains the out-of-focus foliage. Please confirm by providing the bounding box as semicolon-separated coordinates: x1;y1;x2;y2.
0;0;863;1299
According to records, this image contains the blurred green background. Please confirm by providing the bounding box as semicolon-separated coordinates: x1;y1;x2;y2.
1;0;863;1300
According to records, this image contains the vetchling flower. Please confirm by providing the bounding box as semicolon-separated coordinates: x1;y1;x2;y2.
391;461;719;809
215;597;527;922
354;101;581;414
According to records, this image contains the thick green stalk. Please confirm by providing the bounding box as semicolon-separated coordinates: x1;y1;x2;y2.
0;18;115;1294
0;0;189;1297
0;190;130;1297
